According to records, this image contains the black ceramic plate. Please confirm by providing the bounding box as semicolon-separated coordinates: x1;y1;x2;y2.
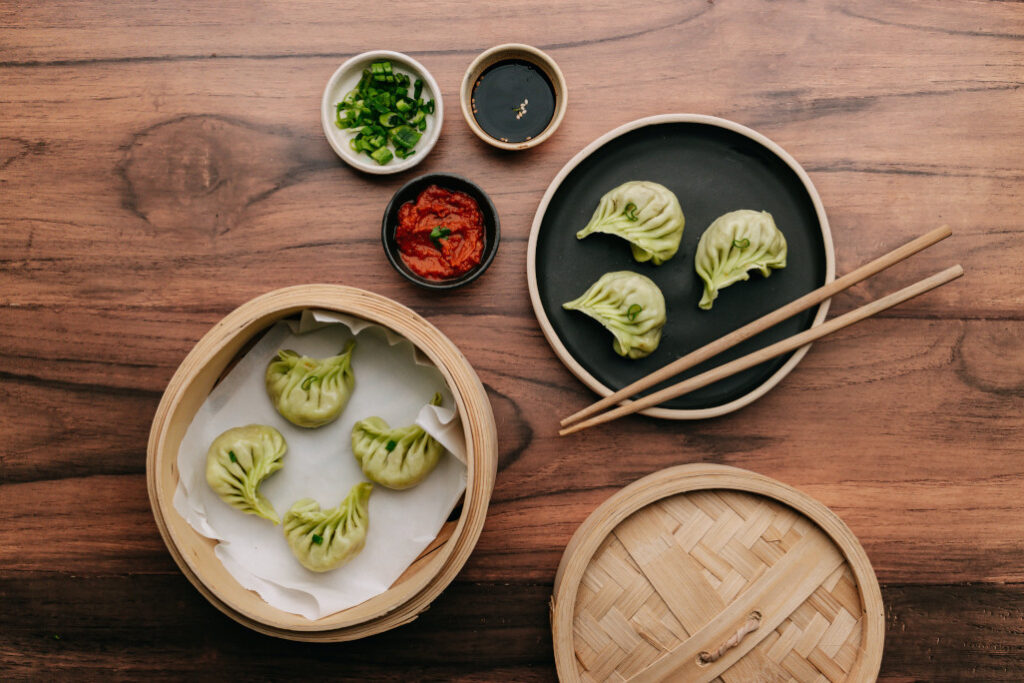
528;115;834;418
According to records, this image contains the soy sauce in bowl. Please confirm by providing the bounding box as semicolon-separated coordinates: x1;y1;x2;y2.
471;59;556;144
461;44;566;151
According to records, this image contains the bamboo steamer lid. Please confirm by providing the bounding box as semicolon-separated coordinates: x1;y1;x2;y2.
147;285;497;640
551;464;884;682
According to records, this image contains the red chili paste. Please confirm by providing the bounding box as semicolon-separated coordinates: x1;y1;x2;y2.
396;185;485;280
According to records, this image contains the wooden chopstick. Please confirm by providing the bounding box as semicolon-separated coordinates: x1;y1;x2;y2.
560;225;952;429
559;264;963;436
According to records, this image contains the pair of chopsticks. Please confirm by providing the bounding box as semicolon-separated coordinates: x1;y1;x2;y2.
559;225;961;436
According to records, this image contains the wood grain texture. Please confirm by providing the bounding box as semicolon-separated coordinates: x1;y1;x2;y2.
2;0;1023;678
2;576;1024;681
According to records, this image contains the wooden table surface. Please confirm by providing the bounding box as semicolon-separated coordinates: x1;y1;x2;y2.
3;0;1023;679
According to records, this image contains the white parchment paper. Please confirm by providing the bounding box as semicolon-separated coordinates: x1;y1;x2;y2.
172;310;467;620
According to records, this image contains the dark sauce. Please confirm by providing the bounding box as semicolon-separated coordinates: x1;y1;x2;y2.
471;59;556;144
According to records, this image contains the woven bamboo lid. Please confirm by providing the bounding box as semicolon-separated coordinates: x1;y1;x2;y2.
551;464;884;682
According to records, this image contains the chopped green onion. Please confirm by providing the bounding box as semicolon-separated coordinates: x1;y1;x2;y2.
623;202;639;221
228;450;238;464
312;533;323;545
385;440;397;452
430;226;451;249
334;60;435;165
390;125;421;149
370;146;393;165
627;304;643;321
301;375;318;391
732;238;751;249
379;112;402;128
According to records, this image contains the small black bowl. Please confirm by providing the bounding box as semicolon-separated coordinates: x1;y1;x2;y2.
381;173;500;290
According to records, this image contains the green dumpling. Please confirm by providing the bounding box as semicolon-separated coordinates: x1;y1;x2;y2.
695;210;787;310
265;340;356;428
563;271;667;359
351;394;446;490
283;482;372;572
576;181;685;265
205;424;287;524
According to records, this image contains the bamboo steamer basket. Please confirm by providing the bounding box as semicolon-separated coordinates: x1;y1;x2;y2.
551;464;884;682
147;285;498;641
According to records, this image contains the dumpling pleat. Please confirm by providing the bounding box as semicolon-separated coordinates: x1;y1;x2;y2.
562;271;667;359
205;425;287;524
351;395;446;490
265;341;356;428
694;210;787;310
282;482;372;572
576;181;685;266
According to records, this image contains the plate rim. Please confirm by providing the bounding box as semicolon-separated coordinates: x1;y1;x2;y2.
526;113;836;419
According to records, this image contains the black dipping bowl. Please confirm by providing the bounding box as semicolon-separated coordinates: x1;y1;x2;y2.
382;173;500;290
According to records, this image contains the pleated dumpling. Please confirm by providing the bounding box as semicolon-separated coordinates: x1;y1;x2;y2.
695;210;787;310
576;181;685;265
205;424;287;524
283;482;372;572
562;271;667;359
265;340;356;428
351;393;446;490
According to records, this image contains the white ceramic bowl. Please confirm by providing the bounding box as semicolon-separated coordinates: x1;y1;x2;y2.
321;50;443;175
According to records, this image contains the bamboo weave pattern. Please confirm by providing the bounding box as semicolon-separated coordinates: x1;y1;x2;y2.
572;491;865;682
